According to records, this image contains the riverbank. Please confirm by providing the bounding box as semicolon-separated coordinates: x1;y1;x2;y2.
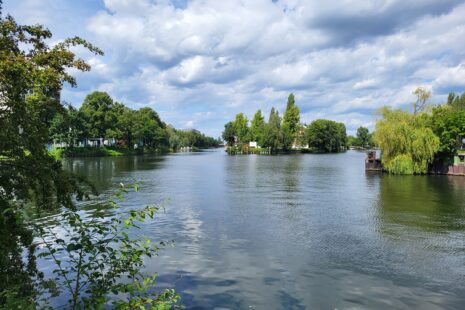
49;146;171;159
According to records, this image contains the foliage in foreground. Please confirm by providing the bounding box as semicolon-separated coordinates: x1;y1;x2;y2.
0;7;100;306
0;6;179;309
34;184;180;309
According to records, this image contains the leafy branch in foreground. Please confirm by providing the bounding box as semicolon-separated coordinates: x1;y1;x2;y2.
35;184;180;309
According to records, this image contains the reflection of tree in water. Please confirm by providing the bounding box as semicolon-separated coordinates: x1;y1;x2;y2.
282;155;302;193
376;174;465;233
62;156;166;192
224;155;303;212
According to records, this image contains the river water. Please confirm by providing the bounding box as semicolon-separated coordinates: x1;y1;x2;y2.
60;149;465;309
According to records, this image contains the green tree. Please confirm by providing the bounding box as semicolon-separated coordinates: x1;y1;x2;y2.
294;123;308;148
115;105;138;147
356;126;371;147
373;107;440;174
347;135;357;147
50;105;88;147
250;110;266;146
133;107;167;148
0;8;102;306
431;104;465;155
283;93;300;139
232;113;249;143
306;119;347;152
0;8;177;308
79;91;118;138
447;92;465;110
263;107;282;151
222;122;236;146
282;93;300;149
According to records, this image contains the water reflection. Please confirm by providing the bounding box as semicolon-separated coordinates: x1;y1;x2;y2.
376;174;465;232
51;150;465;309
62;155;166;192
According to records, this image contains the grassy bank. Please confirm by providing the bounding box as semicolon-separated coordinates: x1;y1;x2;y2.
50;146;171;159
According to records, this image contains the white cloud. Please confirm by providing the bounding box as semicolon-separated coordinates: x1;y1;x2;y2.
5;0;465;136
434;64;465;90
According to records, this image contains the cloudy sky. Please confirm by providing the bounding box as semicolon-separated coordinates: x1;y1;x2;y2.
4;0;465;137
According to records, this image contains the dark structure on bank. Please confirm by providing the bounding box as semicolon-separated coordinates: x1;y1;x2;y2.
366;151;465;176
365;151;383;171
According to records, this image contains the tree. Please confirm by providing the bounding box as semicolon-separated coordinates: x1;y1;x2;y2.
347;135;357;147
263;107;282;151
281;94;301;150
294;123;308;148
79;91;118;138
222;122;236;146
133;107;167;148
250;110;266;146
0;8;179;308
116;105;136;147
356;126;371;147
306;119;347;152
49;105;87;146
373;107;440;174
447;92;465;110
232;113;249;143
282;93;300;141
431;104;465;155
413;87;431;114
0;8;102;306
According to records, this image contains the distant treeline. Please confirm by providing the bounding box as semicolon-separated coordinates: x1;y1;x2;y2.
222;93;367;153
50;91;220;149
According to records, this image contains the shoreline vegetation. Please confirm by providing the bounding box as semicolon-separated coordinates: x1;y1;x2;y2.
48;90;221;157
225;145;374;155
1;10;180;308
222;93;373;155
223;90;465;177
373;89;465;175
48;145;215;159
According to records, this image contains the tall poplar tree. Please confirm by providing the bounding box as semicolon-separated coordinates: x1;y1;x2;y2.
250;109;266;146
263;107;282;151
283;94;300;133
282;93;300;150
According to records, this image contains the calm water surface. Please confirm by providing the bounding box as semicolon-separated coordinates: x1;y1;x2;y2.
60;150;465;309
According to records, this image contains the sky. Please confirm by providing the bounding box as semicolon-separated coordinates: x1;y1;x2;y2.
4;0;465;137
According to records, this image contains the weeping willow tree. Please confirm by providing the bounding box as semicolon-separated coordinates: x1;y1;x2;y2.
373;107;440;174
